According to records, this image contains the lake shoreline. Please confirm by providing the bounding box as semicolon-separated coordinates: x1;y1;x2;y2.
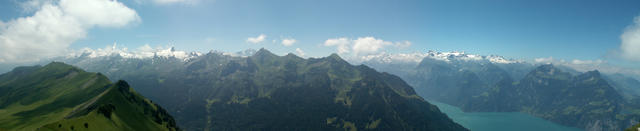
428;100;584;131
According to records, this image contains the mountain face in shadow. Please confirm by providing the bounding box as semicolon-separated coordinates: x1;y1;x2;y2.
0;62;178;131
365;55;640;131
57;49;468;131
402;57;521;107
466;64;635;130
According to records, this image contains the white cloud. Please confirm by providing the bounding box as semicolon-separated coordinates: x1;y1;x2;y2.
534;57;555;64
323;37;412;56
620;16;640;61
324;37;351;54
247;34;266;44
281;38;296;46
532;57;632;75
571;59;604;65
563;59;607;72
352;37;393;55
59;0;140;28
295;48;305;57
0;0;140;63
137;44;154;51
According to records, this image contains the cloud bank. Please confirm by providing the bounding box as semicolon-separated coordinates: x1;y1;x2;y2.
533;57;640;79
0;0;140;63
323;37;412;57
620;16;640;61
323;38;351;54
352;37;393;55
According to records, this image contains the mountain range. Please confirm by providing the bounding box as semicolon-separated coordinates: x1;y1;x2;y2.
15;47;640;130
363;52;640;131
44;48;467;130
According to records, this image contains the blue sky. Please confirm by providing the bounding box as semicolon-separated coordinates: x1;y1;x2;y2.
1;0;640;68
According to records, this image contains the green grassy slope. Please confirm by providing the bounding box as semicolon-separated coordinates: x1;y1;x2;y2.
39;80;178;131
0;62;178;131
0;62;111;131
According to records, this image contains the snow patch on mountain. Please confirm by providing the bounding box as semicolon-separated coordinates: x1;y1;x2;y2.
424;50;519;64
220;48;258;57
358;52;429;64
358;50;520;64
64;44;266;62
66;43;202;61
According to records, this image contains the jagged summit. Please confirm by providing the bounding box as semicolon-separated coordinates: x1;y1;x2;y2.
62;45;523;68
114;80;131;92
423;50;519;64
234;48;258;56
42;61;69;68
45;61;68;66
284;53;303;59
584;70;601;76
534;64;557;72
65;45;202;61
525;64;573;80
252;48;277;57
328;53;341;59
40;61;84;73
325;53;350;64
360;50;521;65
576;70;603;80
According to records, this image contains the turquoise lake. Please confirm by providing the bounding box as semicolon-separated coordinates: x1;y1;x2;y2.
429;100;584;131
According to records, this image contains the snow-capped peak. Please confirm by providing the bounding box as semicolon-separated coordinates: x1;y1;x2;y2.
358;52;429;64
220;49;258;57
486;55;518;64
359;50;520;64
425;50;520;64
66;43;202;61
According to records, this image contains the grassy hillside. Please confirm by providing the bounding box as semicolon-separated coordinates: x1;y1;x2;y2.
0;62;178;131
39;80;177;131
